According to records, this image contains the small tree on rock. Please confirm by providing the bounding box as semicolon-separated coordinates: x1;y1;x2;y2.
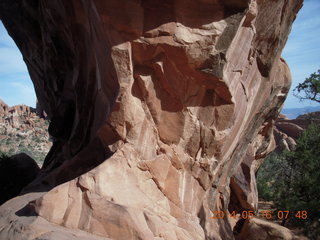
294;69;320;103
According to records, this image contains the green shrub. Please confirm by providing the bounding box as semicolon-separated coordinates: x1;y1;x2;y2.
257;124;320;239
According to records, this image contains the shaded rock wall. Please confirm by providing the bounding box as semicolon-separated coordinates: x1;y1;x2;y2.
0;0;302;239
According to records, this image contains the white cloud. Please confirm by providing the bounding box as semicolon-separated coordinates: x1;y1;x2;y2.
0;21;35;107
8;82;37;107
0;47;29;74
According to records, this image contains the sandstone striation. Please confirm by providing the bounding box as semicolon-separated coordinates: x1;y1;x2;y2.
0;0;302;239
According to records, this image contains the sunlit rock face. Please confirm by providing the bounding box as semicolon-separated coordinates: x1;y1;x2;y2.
0;0;302;239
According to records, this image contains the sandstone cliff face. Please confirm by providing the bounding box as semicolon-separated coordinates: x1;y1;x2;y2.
0;0;302;239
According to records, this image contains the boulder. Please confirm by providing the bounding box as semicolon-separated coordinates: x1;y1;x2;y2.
236;217;300;240
0;153;40;205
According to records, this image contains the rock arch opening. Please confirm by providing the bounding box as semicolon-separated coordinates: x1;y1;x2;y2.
0;20;51;165
0;20;51;205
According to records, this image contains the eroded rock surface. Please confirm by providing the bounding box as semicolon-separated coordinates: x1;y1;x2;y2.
0;0;302;239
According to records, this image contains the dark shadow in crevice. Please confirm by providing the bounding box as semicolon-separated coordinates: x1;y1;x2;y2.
15;201;38;217
233;218;246;237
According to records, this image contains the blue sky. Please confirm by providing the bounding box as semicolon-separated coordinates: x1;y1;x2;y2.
282;0;320;108
0;22;36;107
0;0;320;109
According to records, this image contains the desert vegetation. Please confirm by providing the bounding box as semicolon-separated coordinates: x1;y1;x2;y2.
258;69;320;239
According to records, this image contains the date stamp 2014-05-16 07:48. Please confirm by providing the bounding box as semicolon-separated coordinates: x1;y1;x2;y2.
211;210;308;220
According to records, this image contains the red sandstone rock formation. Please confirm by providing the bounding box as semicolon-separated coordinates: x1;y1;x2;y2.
0;100;36;132
0;0;302;239
274;112;320;152
0;100;51;163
